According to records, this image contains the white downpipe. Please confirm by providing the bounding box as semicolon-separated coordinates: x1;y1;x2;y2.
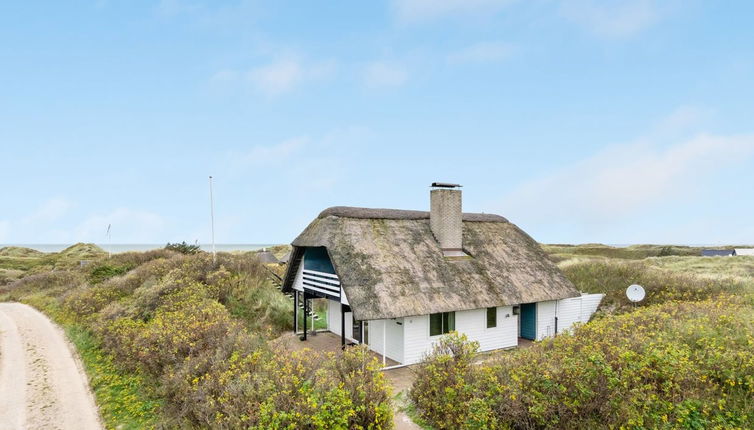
555;300;559;335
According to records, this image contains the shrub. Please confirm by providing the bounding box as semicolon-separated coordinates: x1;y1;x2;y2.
409;333;482;429
2;270;85;298
410;298;754;429
165;241;201;255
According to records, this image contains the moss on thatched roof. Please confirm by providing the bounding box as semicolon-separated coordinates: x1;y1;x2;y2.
283;207;579;321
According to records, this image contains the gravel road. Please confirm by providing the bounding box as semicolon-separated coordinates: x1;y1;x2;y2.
0;303;102;430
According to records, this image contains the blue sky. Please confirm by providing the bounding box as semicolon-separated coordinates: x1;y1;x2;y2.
1;0;753;245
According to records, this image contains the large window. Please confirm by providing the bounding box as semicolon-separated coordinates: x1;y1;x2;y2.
486;307;497;328
429;312;455;336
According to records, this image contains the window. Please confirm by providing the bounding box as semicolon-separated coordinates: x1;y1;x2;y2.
486;307;497;328
429;312;455;336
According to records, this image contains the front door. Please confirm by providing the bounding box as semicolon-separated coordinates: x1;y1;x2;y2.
520;303;537;340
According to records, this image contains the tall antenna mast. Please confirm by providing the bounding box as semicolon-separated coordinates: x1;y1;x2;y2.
209;175;216;264
106;224;111;259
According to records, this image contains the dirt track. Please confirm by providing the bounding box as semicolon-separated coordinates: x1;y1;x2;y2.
0;303;102;430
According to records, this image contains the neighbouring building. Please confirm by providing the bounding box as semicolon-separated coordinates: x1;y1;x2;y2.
734;248;754;256
256;249;280;264
701;249;736;257
282;183;603;366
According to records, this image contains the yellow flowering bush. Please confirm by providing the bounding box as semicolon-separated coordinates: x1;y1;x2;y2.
412;297;754;429
49;251;394;429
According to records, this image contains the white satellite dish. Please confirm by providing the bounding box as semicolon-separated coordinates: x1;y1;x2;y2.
626;284;645;303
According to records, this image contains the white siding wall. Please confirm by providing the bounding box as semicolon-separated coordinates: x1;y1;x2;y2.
402;306;519;365
555;297;582;333
403;314;431;365
536;301;557;341
367;319;404;363
540;293;605;337
327;300;357;343
578;294;603;323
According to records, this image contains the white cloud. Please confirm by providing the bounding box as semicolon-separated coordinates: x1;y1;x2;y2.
73;208;167;243
22;197;72;225
363;62;409;88
503;131;754;228
248;58;304;95
239;137;309;166
560;0;661;38
447;41;516;64
213;57;336;96
392;0;515;23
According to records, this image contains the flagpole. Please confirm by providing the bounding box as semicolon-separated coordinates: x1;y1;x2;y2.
209;176;216;264
106;224;111;259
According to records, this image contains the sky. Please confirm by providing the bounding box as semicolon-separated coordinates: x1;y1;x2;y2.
1;0;753;245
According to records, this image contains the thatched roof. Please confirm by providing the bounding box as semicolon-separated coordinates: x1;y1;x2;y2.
256;250;280;264
283;206;579;321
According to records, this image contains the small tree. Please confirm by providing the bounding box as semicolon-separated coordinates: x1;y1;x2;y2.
165;241;201;255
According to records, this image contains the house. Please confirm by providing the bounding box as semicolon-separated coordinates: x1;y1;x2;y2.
282;184;603;366
734;248;754;256
256;249;280;264
701;249;736;257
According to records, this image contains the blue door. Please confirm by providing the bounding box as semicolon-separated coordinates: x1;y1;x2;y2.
520;303;537;340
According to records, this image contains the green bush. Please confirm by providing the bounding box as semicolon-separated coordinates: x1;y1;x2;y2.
410;297;754;429
7;250;394;429
165;241;201;255
409;332;481;429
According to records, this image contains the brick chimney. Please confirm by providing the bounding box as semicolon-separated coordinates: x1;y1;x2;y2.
430;183;465;256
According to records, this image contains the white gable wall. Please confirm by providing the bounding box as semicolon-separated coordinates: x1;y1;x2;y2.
327;300;358;343
736;248;754;256
536;301;557;341
539;293;605;338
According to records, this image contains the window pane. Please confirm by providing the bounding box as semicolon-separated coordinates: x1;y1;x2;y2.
487;307;497;328
444;312;455;333
429;313;442;336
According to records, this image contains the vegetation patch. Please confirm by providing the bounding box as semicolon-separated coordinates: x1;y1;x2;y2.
411;298;754;429
3;249;394;429
559;258;750;313
66;325;162;430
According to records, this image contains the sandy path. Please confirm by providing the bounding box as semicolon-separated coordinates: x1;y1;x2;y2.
0;303;102;430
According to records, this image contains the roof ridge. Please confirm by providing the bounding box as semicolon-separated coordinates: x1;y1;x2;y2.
318;206;508;222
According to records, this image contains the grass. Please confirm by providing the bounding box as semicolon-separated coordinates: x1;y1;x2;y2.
558;257;753;314
66;326;162;430
646;255;754;282
0;243;108;276
543;243;716;263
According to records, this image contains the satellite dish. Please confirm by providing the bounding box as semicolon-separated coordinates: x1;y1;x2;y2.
626;284;645;303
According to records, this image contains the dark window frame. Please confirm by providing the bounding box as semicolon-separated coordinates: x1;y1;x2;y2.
486;307;497;328
429;311;455;336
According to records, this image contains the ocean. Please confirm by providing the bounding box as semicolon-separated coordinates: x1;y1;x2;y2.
0;244;277;254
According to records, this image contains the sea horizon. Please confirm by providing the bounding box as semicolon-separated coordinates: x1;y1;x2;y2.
0;244;278;254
